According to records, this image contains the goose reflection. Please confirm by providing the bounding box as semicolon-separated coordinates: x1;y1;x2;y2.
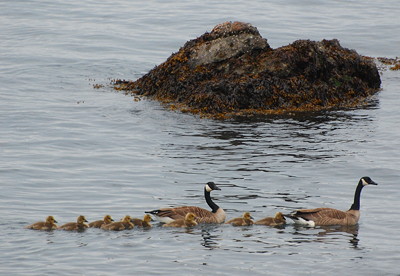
291;224;360;249
200;228;220;250
316;224;360;248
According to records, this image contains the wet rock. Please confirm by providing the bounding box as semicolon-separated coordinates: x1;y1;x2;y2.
115;21;381;118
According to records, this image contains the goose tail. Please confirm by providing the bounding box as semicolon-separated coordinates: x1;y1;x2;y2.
283;213;315;227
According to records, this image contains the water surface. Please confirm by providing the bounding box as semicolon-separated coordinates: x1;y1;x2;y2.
1;0;400;275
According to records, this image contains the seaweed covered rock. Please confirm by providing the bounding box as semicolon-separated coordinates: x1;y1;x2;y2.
115;21;381;118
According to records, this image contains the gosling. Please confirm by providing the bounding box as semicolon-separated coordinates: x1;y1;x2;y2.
162;213;198;228
59;215;89;231
25;216;58;231
89;215;114;228
254;212;286;226
101;215;134;231
225;212;254;226
131;214;153;228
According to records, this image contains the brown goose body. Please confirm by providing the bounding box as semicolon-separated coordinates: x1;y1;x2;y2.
151;206;225;224
225;212;254;226
101;215;134;231
255;212;286;226
59;215;89;231
290;208;360;226
147;182;226;224
89;215;114;228
131;214;153;228
286;177;377;226
163;213;197;228
25;216;58;231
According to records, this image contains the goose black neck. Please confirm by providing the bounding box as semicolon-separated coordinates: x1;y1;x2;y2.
349;180;364;211
204;187;219;213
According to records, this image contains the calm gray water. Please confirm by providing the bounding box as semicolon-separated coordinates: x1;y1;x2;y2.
1;0;400;275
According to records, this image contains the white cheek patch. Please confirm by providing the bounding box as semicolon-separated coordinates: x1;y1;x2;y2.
205;184;212;192
361;178;368;186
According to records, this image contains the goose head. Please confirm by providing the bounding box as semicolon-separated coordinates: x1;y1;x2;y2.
122;215;132;223
104;215;114;224
143;214;153;223
77;215;88;224
185;212;197;222
47;216;57;224
360;176;378;186
243;212;254;220
275;212;286;221
205;182;221;192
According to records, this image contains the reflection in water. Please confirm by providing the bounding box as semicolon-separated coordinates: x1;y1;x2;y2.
161;109;378;179
200;227;221;250
317;224;360;249
290;224;360;249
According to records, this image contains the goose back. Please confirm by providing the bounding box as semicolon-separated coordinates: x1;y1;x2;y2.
291;208;360;226
150;206;225;224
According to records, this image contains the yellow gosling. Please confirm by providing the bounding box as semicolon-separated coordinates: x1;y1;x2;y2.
225;212;254;226
25;216;58;231
101;215;134;231
89;215;114;228
254;212;286;226
163;213;198;228
58;215;89;231
131;214;153;228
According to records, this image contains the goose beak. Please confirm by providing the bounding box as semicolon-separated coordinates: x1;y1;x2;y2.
370;180;378;185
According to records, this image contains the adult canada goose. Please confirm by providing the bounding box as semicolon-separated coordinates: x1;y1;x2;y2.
285;176;378;226
254;212;286;226
225;212;254;226
89;215;114;228
131;214;153;228
146;182;226;224
162;213;198;228
101;215;134;231
25;216;58;231
58;215;89;231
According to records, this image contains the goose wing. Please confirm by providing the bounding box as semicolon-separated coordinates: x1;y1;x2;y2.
295;208;347;219
293;208;350;225
148;206;210;220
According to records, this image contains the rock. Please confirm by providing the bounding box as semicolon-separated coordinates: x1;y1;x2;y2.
115;21;381;118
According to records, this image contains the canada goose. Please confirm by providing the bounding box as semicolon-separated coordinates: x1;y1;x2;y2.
285;176;378;226
131;214;153;228
25;216;58;231
254;212;286;226
101;215;134;231
58;215;89;231
225;212;254;226
162;213;198;228
146;182;226;224
89;215;114;228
